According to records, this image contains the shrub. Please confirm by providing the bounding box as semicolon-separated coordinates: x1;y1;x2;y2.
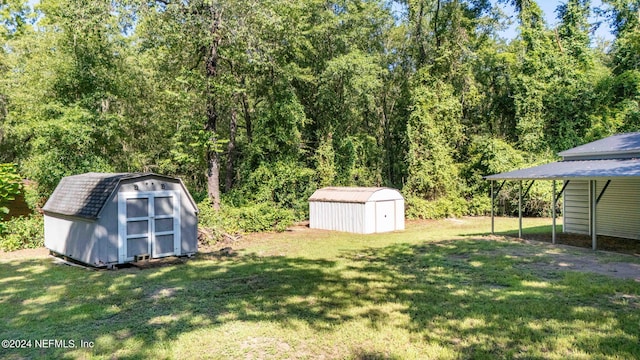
0;215;44;252
404;194;493;220
0;163;22;217
467;195;492;216
405;195;465;219
224;203;295;233
232;160;315;220
197;200;296;244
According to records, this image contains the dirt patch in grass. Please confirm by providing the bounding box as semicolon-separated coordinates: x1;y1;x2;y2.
523;251;640;281
0;247;49;260
510;231;640;256
486;236;640;281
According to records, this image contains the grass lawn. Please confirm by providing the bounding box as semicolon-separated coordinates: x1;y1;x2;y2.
1;217;639;359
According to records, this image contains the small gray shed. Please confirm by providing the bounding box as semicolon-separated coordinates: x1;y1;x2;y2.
43;172;198;267
309;187;405;234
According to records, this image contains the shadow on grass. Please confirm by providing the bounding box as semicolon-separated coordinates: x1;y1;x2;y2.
342;239;640;358
473;224;563;238
1;239;639;359
485;223;640;256
505;224;562;237
1;253;391;359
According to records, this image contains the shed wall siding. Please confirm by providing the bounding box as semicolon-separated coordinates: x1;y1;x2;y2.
309;201;366;233
44;215;100;264
596;179;640;240
364;202;375;234
101;194;121;264
563;180;590;235
395;199;405;231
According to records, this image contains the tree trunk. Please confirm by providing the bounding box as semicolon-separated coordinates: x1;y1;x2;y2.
434;0;441;50
240;77;253;143
205;6;223;210
415;1;427;67
225;101;238;192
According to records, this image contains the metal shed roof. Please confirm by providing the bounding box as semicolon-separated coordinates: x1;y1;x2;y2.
309;187;403;203
559;132;640;159
485;158;640;180
43;172;197;219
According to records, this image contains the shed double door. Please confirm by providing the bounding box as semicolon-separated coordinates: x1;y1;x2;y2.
118;191;181;262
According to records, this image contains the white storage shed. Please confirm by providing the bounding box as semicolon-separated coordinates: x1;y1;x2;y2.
43;172;198;267
309;187;404;234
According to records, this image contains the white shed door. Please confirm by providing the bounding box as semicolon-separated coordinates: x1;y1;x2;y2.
375;200;396;233
118;191;181;263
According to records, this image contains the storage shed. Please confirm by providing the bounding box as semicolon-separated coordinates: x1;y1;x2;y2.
485;132;640;249
309;187;404;234
43;172;198;267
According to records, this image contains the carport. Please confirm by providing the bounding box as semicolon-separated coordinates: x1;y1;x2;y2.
485;132;640;250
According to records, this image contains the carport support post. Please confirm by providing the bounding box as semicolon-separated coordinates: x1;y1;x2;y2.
518;180;523;238
552;180;556;244
591;180;597;250
491;181;494;234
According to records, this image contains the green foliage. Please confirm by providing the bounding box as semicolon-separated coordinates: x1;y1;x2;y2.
404;195;469;219
464;136;525;195
556;0;593;67
405;72;463;200
2;0;640;229
198;200;295;241
233;160;315;219
0;214;43;251
0;163;21;216
314;135;337;187
18;105;114;196
404;194;492;220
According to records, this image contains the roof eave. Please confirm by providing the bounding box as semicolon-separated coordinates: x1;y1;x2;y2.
42;209;98;221
560;151;640;160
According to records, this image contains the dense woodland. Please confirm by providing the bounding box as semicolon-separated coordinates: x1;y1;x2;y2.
1;0;640;235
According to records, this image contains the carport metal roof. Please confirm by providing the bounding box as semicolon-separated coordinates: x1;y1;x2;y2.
484;158;640;181
559;131;640;159
484;133;640;251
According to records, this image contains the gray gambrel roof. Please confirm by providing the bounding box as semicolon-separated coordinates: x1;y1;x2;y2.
43;172;196;219
486;133;640;181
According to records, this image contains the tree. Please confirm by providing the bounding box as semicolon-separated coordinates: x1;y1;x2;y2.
510;0;556;152
0;0;146;196
405;71;463;200
556;0;593;66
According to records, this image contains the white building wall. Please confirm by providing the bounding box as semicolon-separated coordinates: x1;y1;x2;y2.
596;178;640;240
563;180;590;235
363;202;375;234
44;214;99;264
309;201;366;233
395;199;405;231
